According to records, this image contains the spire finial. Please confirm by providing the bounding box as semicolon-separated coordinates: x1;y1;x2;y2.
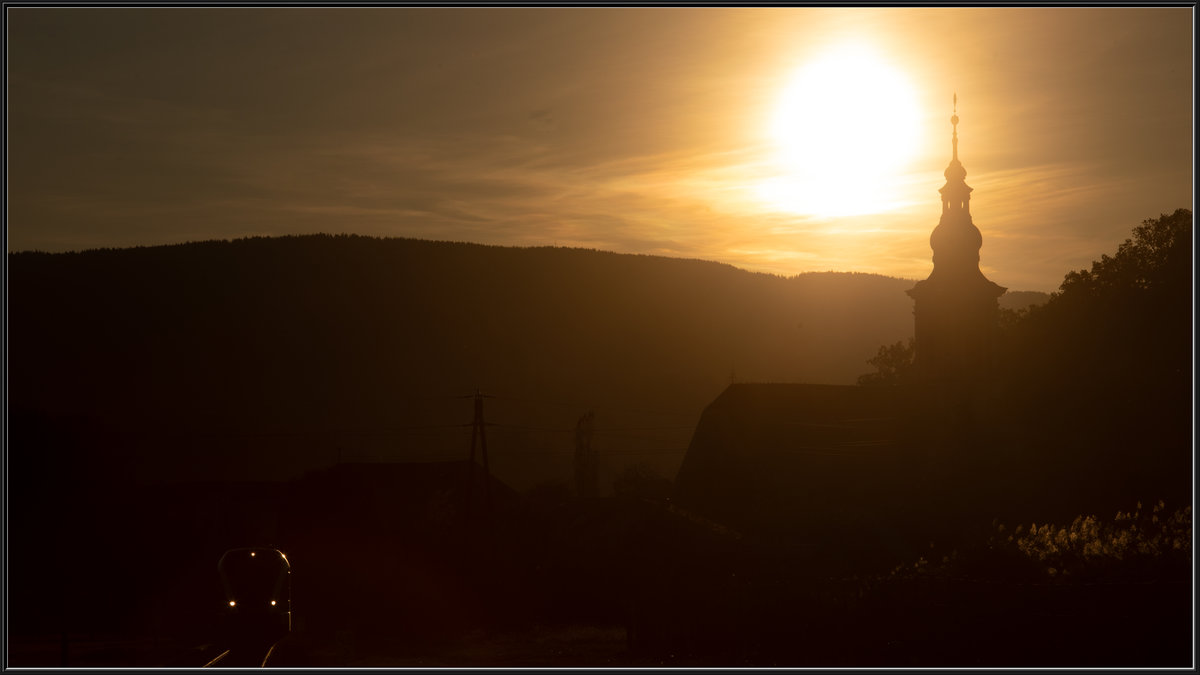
950;94;960;161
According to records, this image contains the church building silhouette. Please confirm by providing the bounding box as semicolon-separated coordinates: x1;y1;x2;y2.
672;100;1008;563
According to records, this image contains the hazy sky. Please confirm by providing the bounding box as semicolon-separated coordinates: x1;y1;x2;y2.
7;7;1193;291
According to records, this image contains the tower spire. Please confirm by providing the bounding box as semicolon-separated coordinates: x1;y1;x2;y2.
940;94;969;214
906;92;1006;397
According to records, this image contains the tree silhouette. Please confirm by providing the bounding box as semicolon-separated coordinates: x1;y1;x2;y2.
1057;208;1191;298
1002;208;1191;383
856;338;915;386
990;208;1192;510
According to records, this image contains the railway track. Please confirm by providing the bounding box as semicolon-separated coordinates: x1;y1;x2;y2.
202;638;284;668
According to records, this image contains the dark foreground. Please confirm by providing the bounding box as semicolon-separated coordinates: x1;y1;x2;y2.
8;486;1191;669
8;624;640;668
10;580;1191;669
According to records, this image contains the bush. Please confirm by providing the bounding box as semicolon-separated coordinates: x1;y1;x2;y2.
881;500;1191;585
612;463;672;501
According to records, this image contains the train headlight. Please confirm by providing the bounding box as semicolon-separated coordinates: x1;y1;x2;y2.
229;600;237;607
270;600;277;606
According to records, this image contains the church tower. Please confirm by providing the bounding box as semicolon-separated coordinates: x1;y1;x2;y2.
907;97;1006;387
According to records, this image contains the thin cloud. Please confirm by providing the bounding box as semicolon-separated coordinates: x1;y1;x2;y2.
7;8;1191;294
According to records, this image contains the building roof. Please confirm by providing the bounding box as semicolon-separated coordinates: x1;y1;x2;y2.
672;383;939;568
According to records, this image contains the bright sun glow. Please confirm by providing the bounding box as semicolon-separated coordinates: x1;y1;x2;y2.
760;44;923;218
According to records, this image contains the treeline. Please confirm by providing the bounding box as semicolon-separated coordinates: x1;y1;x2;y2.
991;209;1192;516
996;208;1191;423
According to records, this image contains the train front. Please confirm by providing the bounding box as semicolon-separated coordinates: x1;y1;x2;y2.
218;548;292;644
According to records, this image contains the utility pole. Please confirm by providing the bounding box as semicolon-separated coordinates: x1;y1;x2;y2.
574;411;597;499
465;390;493;520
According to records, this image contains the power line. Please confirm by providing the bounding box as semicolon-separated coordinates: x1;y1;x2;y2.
332;424;472;433
598;426;696;432
388;393;473;402
595;448;690;456
170;424;473;438
485;389;698;420
327;446;693;463
487;423;694;437
458;447;691;457
487;422;573;433
593;431;693;442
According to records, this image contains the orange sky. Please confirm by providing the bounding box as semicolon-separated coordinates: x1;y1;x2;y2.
7;7;1193;292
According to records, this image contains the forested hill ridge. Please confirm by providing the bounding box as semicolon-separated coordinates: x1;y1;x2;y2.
9;235;1043;486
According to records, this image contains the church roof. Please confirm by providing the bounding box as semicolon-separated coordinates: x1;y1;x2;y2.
672;383;937;567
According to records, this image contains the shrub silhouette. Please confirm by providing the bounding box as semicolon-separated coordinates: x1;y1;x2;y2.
856;338;915;385
612;463;672;501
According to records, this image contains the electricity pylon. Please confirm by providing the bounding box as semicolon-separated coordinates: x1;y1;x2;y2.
465;389;493;520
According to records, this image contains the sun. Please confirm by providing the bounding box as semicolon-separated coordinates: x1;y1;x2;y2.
759;44;923;217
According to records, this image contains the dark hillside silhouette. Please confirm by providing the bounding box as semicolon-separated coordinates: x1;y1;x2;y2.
997;289;1049;311
11;235;957;487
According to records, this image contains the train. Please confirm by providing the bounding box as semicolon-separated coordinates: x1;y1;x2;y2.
218;547;292;644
